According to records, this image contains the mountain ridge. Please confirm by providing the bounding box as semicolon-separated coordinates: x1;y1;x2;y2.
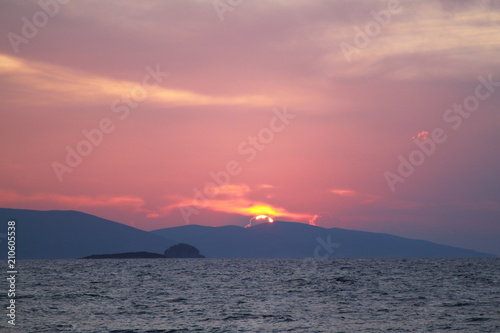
0;208;175;259
152;221;496;258
0;208;496;259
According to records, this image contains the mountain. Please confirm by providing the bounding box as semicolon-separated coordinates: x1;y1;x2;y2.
151;221;496;258
0;208;175;259
0;208;495;259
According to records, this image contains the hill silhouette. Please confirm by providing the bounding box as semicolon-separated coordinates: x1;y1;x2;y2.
0;209;495;259
152;221;496;258
164;243;205;258
0;208;175;259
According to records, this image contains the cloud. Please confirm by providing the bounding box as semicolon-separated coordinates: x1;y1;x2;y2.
330;189;357;196
256;184;275;189
0;54;274;108
412;131;430;140
163;184;311;222
215;184;251;197
0;189;147;212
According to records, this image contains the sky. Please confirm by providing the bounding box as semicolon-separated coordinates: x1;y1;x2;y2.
1;0;499;255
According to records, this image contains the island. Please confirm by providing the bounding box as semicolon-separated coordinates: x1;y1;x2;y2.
164;243;205;258
81;243;205;259
82;251;167;259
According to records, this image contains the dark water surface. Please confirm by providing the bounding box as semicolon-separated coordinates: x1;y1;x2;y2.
1;258;499;332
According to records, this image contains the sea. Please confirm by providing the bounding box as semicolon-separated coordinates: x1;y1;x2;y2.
1;258;499;332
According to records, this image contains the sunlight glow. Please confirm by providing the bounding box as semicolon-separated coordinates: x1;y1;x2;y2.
248;205;279;216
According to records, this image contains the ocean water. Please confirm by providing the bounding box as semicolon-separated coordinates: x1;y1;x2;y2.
1;258;499;332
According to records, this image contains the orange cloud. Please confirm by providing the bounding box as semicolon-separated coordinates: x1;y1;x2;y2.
256;184;275;189
308;212;333;226
328;188;426;208
330;189;357;196
412;131;430;140
216;184;251;197
0;54;275;107
162;184;311;222
168;197;309;221
216;200;311;221
0;189;147;211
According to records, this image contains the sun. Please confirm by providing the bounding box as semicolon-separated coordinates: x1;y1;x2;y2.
245;215;274;228
255;215;274;223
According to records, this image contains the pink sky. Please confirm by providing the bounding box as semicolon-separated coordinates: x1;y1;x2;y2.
1;0;499;255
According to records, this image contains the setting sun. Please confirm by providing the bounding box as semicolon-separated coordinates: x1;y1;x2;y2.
244;214;274;228
255;215;274;223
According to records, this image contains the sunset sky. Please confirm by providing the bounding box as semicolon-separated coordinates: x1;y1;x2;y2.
1;0;499;255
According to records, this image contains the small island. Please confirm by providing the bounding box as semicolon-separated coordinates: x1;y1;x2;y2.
81;243;205;259
82;251;167;259
164;243;205;258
